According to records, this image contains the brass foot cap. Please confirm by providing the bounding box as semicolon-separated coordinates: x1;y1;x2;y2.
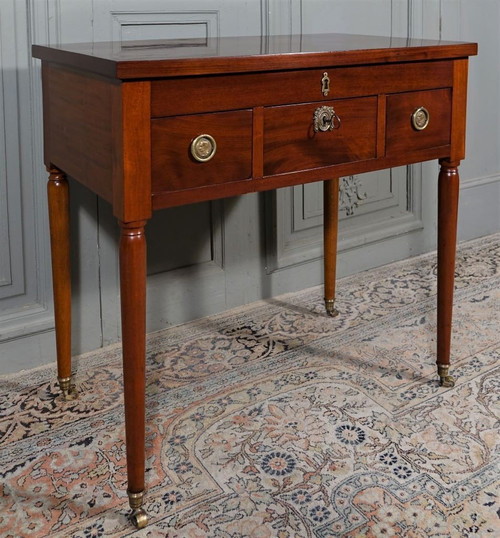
437;366;455;388
58;376;78;400
439;375;455;388
128;490;148;528
324;299;339;317
127;490;145;510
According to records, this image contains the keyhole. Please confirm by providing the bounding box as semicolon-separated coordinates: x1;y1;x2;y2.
321;72;330;96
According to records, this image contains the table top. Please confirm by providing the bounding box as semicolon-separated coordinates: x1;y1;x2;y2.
32;33;478;79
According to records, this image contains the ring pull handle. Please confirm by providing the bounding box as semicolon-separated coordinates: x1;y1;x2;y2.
411;107;430;131
190;134;217;162
313;105;341;132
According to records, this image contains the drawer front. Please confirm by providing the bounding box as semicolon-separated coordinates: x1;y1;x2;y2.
386;88;451;155
264;97;377;175
151;110;253;192
151;61;453;117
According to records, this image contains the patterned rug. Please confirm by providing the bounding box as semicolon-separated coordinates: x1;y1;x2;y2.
0;234;499;538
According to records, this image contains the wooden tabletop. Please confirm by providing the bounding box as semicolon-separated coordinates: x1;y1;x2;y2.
32;33;478;79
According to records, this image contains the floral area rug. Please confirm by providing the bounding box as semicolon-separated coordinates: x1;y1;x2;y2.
0;234;499;538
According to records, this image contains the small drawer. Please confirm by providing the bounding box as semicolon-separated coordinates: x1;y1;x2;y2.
151;110;253;193
263;97;377;175
386;88;451;155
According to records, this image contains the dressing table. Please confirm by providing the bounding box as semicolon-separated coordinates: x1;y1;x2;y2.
33;33;477;527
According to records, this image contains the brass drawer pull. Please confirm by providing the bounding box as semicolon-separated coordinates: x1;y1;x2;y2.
411;106;430;131
313;105;341;132
191;134;217;162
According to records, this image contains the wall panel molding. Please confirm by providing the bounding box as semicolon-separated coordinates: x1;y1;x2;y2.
0;0;24;299
461;173;500;191
0;39;12;289
110;10;220;43
0;0;54;343
266;0;302;36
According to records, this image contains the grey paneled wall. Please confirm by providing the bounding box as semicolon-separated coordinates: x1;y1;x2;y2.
0;0;498;374
0;0;54;370
269;2;416;275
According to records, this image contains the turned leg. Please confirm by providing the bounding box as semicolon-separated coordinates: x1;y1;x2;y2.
119;221;148;528
324;178;340;316
47;167;76;399
437;160;460;387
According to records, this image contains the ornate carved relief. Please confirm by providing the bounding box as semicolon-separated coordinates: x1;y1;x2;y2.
339;175;367;217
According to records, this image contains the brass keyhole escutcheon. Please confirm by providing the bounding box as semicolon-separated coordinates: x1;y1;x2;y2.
313;105;341;132
191;134;217;162
321;72;330;97
411;107;430;131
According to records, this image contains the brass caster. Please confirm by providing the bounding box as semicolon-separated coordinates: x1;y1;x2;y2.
58;376;78;400
324;299;339;317
437;365;455;388
439;374;455;388
131;508;148;529
128;490;148;528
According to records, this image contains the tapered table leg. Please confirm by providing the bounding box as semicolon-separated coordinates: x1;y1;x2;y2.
47;167;76;400
119;220;148;528
437;160;460;387
324;178;340;317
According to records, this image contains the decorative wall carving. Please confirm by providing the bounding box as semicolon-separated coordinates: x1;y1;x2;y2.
339;176;367;217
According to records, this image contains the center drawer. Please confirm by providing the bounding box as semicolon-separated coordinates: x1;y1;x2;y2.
263;97;377;175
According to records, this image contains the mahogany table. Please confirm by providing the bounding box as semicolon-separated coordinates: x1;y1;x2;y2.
33;33;477;528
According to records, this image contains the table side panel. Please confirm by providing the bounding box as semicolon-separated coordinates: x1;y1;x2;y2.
41;63;118;203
